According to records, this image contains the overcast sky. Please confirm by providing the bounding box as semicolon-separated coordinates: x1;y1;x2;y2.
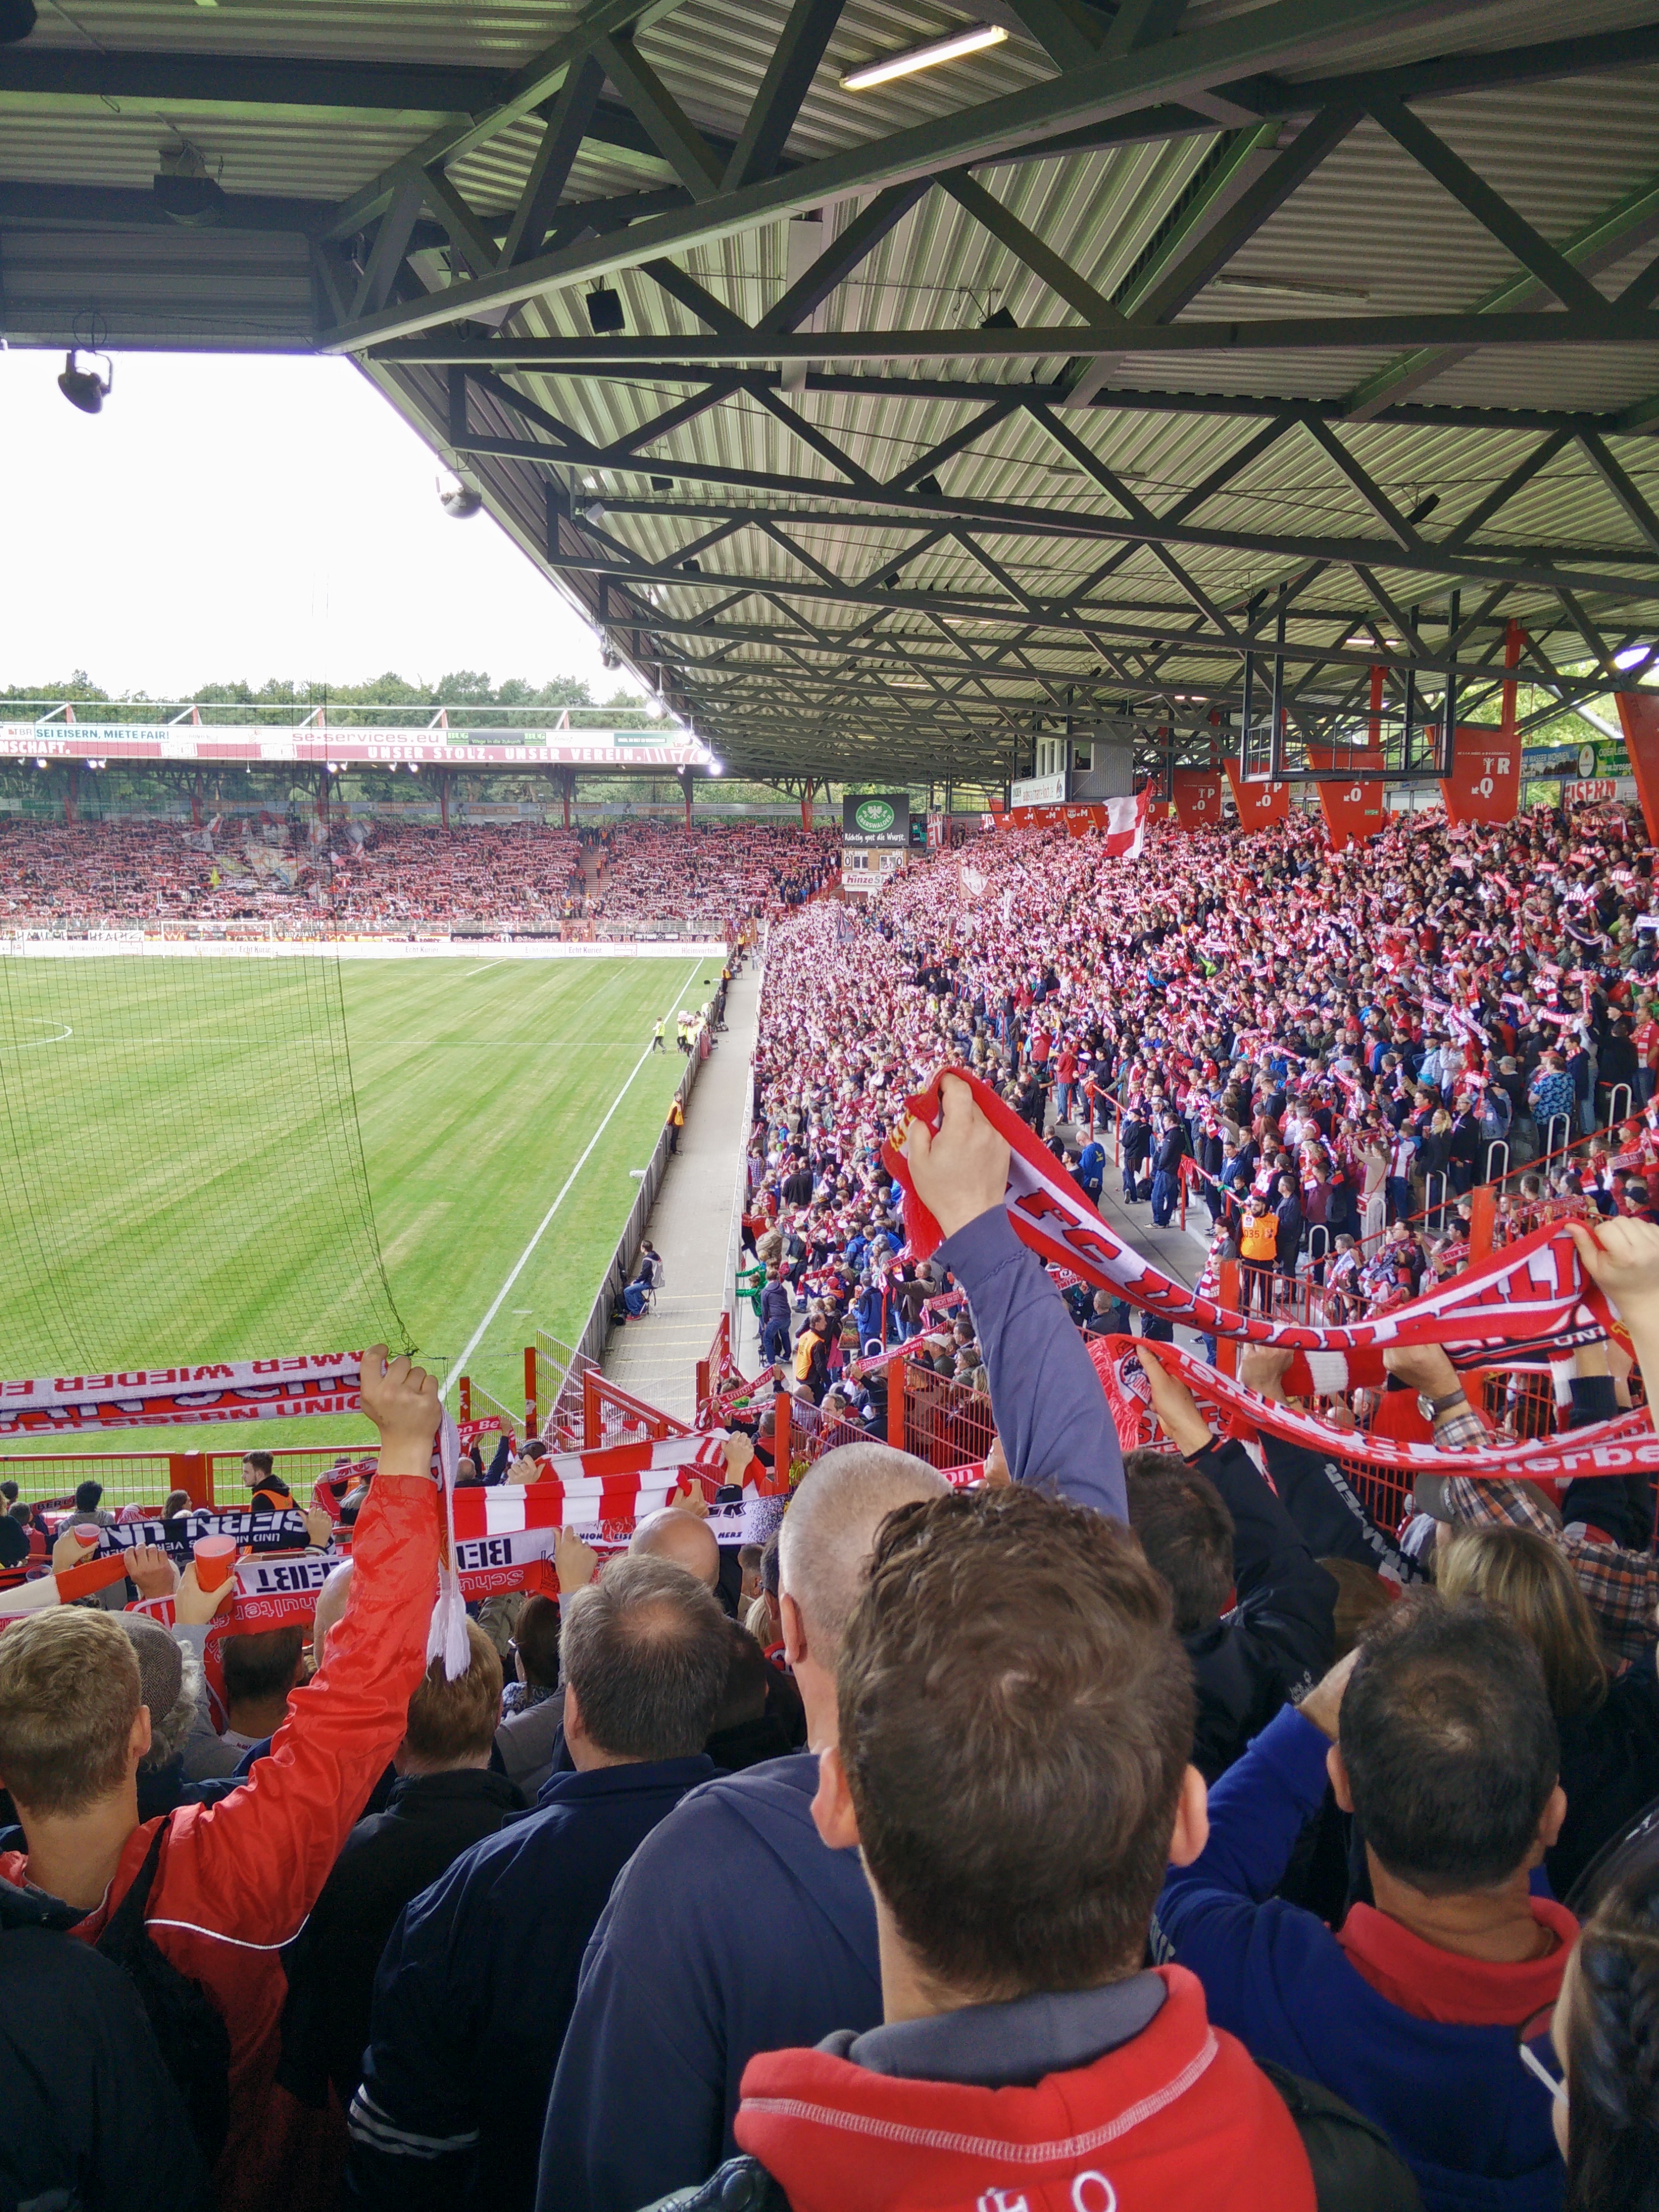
0;350;609;701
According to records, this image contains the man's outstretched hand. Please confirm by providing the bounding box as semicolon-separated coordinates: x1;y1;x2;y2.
1569;1217;1659;1331
1569;1218;1659;1436
126;1542;179;1602
1380;1341;1462;1402
1136;1343;1212;1459
176;1561;236;1627
359;1346;441;1481
1237;1345;1295;1404
903;1072;1011;1241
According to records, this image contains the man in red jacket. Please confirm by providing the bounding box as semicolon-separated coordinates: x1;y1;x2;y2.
0;1347;442;2212
648;1487;1413;2211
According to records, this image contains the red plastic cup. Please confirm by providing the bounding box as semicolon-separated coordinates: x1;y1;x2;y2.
192;1534;237;1590
71;1525;98;1551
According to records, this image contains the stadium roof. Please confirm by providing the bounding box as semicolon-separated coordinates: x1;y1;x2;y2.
4;0;1659;789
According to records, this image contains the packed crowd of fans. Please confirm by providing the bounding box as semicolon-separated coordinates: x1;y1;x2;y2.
586;823;840;932
747;797;1659;1353
0;817;840;937
9;797;1659;2212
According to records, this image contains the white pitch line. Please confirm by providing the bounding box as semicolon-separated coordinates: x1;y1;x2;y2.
440;961;701;1396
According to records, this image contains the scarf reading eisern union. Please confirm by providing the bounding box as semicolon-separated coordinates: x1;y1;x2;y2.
882;1068;1614;1388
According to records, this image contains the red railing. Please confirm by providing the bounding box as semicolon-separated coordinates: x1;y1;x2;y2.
582;1370;692;1449
457;1375;521;1439
0;1441;373;1513
874;1355;996;1474
696;1311;751;1429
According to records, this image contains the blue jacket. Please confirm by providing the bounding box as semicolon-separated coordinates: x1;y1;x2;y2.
1155;1708;1564;2212
538;1753;879;2212
934;1205;1127;1522
536;1220;1122;2212
347;1754;716;2212
851;1283;885;1350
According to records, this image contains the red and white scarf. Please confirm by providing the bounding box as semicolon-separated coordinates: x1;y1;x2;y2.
883;1069;1613;1384
1088;1333;1658;1486
64;1437;782;1682
0;1353;364;1438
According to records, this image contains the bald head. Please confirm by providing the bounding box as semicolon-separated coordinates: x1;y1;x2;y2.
630;1507;720;1589
310;1560;354;1658
777;1442;945;1664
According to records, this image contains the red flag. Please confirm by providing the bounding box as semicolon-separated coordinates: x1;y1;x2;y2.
1100;791;1147;856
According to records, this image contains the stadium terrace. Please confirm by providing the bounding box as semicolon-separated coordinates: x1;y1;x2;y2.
2;759;1659;2212
12;0;1659;2202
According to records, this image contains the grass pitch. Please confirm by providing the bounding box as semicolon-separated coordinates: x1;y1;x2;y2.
0;953;714;1474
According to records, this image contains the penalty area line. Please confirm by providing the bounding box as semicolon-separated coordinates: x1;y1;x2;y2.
440;959;702;1397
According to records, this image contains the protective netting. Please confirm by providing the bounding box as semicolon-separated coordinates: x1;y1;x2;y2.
0;951;408;1374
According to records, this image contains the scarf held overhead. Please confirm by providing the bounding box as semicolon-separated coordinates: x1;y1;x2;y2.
1;1435;783;1662
1087;1334;1659;1485
883;1069;1613;1381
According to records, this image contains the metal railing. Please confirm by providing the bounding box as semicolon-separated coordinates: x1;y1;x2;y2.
581;1370;692;1449
532;1331;600;1447
882;1356;997;1473
565;1028;707;1374
457;1375;521;1439
0;1441;374;1513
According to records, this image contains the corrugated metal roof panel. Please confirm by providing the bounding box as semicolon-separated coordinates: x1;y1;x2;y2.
1;224;313;343
4;0;1658;774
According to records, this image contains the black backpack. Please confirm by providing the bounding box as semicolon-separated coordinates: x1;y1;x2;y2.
95;1821;231;2168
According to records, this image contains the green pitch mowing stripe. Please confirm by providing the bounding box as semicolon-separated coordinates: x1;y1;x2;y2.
0;953;716;1474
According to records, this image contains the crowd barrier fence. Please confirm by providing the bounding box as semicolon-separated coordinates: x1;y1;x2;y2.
0;1442;372;1514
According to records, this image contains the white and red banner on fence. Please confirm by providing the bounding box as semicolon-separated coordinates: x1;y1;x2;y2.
884;1069;1613;1388
0;1353;365;1437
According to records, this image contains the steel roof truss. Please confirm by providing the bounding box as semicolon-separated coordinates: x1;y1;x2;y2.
939;171;1128;331
759;182;933;334
1577;431;1659;561
324;0;1526;352
1365;92;1608;320
723;0;849;190
501;56;610;269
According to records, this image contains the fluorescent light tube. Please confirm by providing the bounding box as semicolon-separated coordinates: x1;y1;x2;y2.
841;22;1006;91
